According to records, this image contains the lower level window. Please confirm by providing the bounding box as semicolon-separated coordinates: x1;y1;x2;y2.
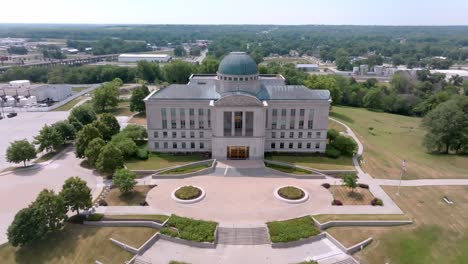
200;142;205;149
163;142;168;149
271;143;275;149
182;142;186;149
289;143;293;149
280;143;284;149
298;143;302;149
306;143;311;149
173;142;177;149
191;142;195;149
155;142;159;148
315;143;320;149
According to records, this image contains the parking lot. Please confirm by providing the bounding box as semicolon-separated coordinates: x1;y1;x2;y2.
0;111;68;170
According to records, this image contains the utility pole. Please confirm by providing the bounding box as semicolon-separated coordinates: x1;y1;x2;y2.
396;159;407;196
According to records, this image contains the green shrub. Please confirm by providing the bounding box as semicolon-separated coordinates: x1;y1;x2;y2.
136;148;149;160
174;186;201;200
278;186;305;200
161;215;217;242
325;145;341;158
87;213;104;221
371;198;384;206
267;216;320;243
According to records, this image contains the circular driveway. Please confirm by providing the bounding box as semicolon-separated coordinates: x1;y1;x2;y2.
146;175;333;225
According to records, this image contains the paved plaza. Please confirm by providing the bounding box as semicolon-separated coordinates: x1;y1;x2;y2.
0;111;69;170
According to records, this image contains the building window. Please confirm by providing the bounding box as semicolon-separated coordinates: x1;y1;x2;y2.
271;143;275;149
280;143;284;149
154;131;158;138
163;131;168;138
207;109;211;128
299;109;305;129
181;131;186;138
298;143;302;149
191;142;195;149
190;131;195;138
289;132;294;138
170;108;176;129
173;142;178;149
190;120;195;129
307;143;311;149
200;142;204;149
316;132;321;138
224;112;232;136
180;109;186;128
271;109;278;129
315;143;320;149
289;143;293;149
265;109;269;128
180;120;186;129
198;109;204;128
155;142;159;148
290;109;296;129
189;108;195;129
229;77;232;81
299;120;304;129
172;131;177;138
298;132;303;138
199;131;204;138
280;109;286;129
308;109;314;129
272;132;276;138
182;142;186;149
300;109;305;116
234;112;243;136
161;108;167;129
171;120;177;129
163;142;168;149
307;132;312;138
199;120;204;129
280;132;285;138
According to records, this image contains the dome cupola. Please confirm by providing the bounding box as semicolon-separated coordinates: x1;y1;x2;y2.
218;52;258;75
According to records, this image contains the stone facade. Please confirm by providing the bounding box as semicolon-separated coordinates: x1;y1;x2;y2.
145;52;331;160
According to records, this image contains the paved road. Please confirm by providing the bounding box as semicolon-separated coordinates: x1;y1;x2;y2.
0;111;69;170
0;148;102;244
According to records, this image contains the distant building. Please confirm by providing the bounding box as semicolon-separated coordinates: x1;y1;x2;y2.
430;69;468;81
359;65;369;75
296;64;319;72
118;54;172;63
145;52;331;160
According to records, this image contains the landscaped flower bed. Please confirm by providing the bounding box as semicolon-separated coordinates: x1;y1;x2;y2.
174;186;202;200
267;216;320;243
278;186;305;200
160;215;218;242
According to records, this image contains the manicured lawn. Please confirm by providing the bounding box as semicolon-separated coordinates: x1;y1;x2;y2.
161;215;218;243
160;163;210;175
328;119;347;133
174;186;202;200
265;153;354;171
264;162;311;175
52;96;84;111
329;186;468;263
313;214;410;223
105;185;152;206
331;106;468;179
278;186;305;200
329;185;375;205
0;224;155;264
104;214;169;223
111;101;136;117
267;216;320;243
125;152;205;171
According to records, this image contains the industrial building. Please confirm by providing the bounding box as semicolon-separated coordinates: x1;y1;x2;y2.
296;64;320;72
1;82;77;106
118;54;172;63
145;52;331;160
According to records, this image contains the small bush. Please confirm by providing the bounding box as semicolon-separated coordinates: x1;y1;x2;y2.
136;148;149;160
140;201;149;206
321;183;331;189
325;145;341;159
98;200;108;206
87;213;104;221
371;198;384;206
175;186;202;200
278;186;305;200
67;214;86;224
358;183;369;189
161;215;218;242
332;199;343;206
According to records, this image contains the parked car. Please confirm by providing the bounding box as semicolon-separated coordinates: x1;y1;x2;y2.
7;112;17;118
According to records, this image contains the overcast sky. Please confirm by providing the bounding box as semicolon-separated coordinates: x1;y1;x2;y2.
1;0;468;25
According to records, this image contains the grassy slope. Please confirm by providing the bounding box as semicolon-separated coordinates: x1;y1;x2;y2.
125;152;204;171
265;154;354;171
160;163;210;175
328;186;468;264
331;106;468;179
52;96;84;111
0;225;155;264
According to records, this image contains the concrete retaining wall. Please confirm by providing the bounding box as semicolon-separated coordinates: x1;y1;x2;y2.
84;220;165;229
263;159;327;179
271;233;326;248
152;159;216;179
317;170;356;177
346;237;373;254
110;237;139;254
312;217;413;230
159;233;217;248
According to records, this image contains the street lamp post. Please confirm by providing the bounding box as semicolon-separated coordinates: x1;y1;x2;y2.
396;159;407;196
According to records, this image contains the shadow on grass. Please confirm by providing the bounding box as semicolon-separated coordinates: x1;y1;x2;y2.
330;111;354;124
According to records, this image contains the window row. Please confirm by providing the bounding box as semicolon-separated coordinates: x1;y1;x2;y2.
267;108;315;130
161;108;211;129
271;131;322;139
154;142;205;149
270;142;321;150
154;131;205;139
219;75;258;81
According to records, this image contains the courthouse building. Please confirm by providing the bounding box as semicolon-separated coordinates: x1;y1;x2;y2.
145;52;331;159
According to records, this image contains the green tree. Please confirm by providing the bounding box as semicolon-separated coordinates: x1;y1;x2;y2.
110;133;138;158
332;135;357;156
75;124;102;158
100;113;121;137
422;97;468;153
60;177;92;215
84;138;106;166
96;144;124;174
130;85;150;113
6;139;37;167
113;169;137;194
343;173;357;193
69;104;97;126
363;87;384;110
34;125;64;153
327;129;340;144
32;189;67;231
391;72;412;94
92;81;120;113
163;60;195;84
335;48;352;71
304;75;342;103
137;61;161;83
174;45;187;57
7;207;45;247
199;56;220;74
52;120;76;141
120;125;147;141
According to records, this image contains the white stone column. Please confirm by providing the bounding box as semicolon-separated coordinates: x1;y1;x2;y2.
242;111;246;136
231;111;235;137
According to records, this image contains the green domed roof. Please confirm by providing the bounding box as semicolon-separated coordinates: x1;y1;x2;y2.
218;52;258;75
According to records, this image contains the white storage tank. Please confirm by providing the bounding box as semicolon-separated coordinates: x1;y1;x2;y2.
19;98;28;107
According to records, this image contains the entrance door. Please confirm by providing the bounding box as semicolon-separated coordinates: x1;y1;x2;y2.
227;146;249;160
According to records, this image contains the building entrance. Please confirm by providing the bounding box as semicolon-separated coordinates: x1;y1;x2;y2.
227;146;249;160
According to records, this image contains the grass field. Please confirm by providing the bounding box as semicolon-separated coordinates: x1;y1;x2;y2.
328;186;468;264
329;186;375;205
125;152;205;171
0;224;156;264
330;106;468;179
265;153;354;171
111;101;136;117
313;214;409;223
106;185;152;206
328;119;347;133
52;96;84;111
